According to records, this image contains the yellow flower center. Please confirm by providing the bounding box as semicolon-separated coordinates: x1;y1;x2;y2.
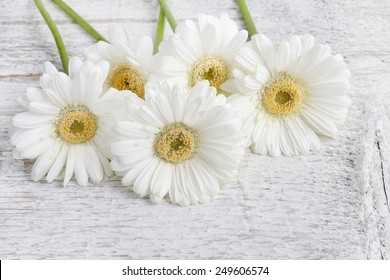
261;73;306;116
56;105;98;144
189;56;228;89
154;123;199;164
108;65;145;99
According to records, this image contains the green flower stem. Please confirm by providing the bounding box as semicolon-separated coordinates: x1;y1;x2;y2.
236;0;258;37
154;9;166;54
157;0;177;31
53;0;108;42
34;0;69;73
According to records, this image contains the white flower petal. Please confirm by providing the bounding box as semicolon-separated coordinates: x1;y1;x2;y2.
189;158;219;198
167;165;189;206
304;56;347;84
11;125;52;149
198;145;242;173
220;30;248;58
171;88;186;121
291;44;331;78
178;29;203;59
157;57;187;77
192;105;230;130
251;118;269;155
173;36;199;64
73;146;89;186
135;36;153;65
52;72;72;104
76;63;103;104
252;33;276;70
219;13;238;38
150;161;172;203
29;101;60;115
308;82;351;96
278;123;294;156
255;64;270;84
139;106;165;128
220;78;240;94
175;163;199;204
68;57;83;79
18;139;51;159
196;155;236;182
300;106;338;138
274;41;290;72
95;41;126;63
300;34;315;52
84;144;104;184
90;88;125;116
31;140;60;182
121;156;154;187
201;22;219;55
13;112;52;129
95;147;113;177
114;121;155;139
63;144;76;186
288;35;302;62
108;23;127;47
244;75;262;91
47;143;68;182
181;98;203;125
132;158;159;197
116;147;151;166
25;87;45;103
44;62;58;76
234;46;262;73
284;116;315;155
305;96;350;124
169;175;190;207
153;93;175;124
227;94;257;147
44;88;68;108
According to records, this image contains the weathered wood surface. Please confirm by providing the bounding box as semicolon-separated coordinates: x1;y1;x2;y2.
0;0;389;259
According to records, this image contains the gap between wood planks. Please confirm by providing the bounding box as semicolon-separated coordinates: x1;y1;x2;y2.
376;133;390;214
371;119;390;259
376;139;389;260
0;74;41;79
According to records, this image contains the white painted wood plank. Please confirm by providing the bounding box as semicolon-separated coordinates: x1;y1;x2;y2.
0;0;390;259
2;1;390;76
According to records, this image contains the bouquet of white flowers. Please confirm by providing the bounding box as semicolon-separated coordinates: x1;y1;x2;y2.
10;0;351;206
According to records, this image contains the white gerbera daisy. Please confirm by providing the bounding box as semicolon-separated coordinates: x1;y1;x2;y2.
11;57;128;186
222;34;351;156
84;23;154;99
110;81;245;206
150;13;248;94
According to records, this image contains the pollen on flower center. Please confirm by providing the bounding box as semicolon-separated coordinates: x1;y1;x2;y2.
189;56;228;89
109;65;146;99
56;105;98;144
261;73;306;116
154;122;199;164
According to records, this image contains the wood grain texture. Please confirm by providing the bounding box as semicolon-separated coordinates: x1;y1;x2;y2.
1;0;389;259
